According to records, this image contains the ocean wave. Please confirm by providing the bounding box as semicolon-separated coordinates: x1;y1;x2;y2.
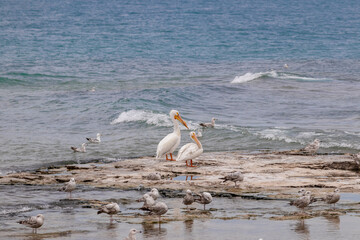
231;70;328;84
111;109;200;129
0;206;32;215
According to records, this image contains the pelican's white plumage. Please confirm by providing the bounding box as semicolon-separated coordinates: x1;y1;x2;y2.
156;110;189;161
177;131;203;167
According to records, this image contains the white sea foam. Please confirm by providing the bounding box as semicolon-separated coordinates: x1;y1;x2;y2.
111;110;172;126
256;129;296;143
231;70;328;84
1;206;32;215
111;109;198;129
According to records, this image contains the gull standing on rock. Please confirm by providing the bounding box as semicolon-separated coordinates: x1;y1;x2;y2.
71;143;86;153
86;133;101;143
301;139;320;155
156;110;189;161
199;117;217;128
97;202;120;222
183;189;195;209
17;214;44;233
220;172;244;187
60;178;76;198
325;188;340;209
177;131;203;167
145;172;161;181
194;192;213;210
290;191;311;212
123;229;142;240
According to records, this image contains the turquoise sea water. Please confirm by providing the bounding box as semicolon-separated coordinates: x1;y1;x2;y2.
1;0;360;173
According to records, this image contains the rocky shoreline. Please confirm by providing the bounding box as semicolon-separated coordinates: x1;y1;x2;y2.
1;151;359;199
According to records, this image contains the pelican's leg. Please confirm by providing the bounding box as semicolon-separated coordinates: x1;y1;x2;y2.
187;159;196;167
165;154;169;160
170;153;176;161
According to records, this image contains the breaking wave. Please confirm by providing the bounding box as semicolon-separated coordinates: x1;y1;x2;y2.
231;70;329;84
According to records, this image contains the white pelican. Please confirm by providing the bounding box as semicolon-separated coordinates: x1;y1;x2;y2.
97;202;120;222
59;178;76;198
17;214;44;233
177;131;203;167
86;133;101;143
325;188;340;209
199;117;217;128
301;139;320;155
124;229;142;240
156;110;189;161
71;143;86;153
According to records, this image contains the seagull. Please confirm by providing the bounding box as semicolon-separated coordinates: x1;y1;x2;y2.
183;189;195;209
145;172;161;181
351;152;360;165
298;188;317;204
123;228;142;240
196;128;202;138
147;188;160;200
220;172;244;187
148;202;168;223
137;193;155;210
59;178;76;198
290;191;311;212
325;188;340;209
71;143;86;153
194;192;213;210
284;63;289;68
300;139;320;155
156;110;189;161
199;117;217;128
177;131;203;167
17;214;44;233
97;202;120;222
86;133;101;143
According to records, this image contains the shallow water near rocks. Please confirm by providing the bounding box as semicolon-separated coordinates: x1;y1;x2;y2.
1;185;360;240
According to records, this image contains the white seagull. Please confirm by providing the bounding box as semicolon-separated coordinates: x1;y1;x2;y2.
290;191;311;212
199;117;217;128
183;189;195;208
71;143;86;153
156;110;189;161
97;202;120;222
17;214;44;233
147;188;160;200
177;131;203;167
86;133;101;143
124;229;142;240
148;202;168;223
220;172;244;187
59;178;76;198
137;193;156;210
194;192;213;210
325;188;340;209
301;139;320;155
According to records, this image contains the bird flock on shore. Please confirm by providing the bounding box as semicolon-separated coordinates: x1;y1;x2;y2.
17;109;347;238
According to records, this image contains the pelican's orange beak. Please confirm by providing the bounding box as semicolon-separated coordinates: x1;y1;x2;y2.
175;113;189;129
191;133;201;146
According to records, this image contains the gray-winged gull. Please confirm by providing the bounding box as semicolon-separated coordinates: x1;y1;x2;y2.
220;172;244;187
199;118;217;128
194;192;213;210
71;143;86;153
325;188;340;209
183;189;195;208
86;133;101;143
123;228;142;240
59;177;76;198
97;202;120;222
17;214;44;233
